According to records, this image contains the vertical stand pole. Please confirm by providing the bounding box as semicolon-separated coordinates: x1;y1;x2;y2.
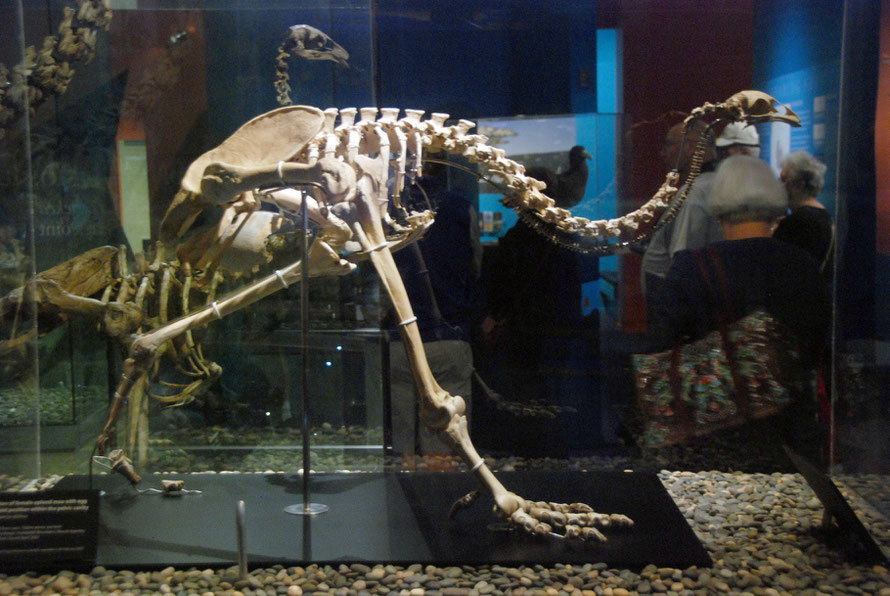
236;500;247;579
285;190;329;516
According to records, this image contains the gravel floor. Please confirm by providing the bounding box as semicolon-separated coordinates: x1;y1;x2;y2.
2;465;890;595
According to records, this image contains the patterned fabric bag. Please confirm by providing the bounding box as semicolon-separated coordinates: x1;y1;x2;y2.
632;250;808;447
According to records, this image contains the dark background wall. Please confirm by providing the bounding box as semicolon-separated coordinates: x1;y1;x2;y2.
597;0;756;333
375;0;596;120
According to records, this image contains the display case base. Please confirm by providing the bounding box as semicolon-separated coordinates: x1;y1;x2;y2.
54;471;710;569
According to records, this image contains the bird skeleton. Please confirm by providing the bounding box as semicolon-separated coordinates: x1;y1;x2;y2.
78;90;798;540
0;87;798;539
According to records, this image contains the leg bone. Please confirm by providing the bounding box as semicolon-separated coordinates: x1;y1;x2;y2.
352;191;632;540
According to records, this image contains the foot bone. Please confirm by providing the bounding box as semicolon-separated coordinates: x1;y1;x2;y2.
497;492;634;541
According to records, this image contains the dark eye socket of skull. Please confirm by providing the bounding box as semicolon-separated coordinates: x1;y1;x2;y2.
310;36;331;51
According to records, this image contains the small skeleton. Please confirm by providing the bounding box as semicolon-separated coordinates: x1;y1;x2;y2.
76;90;796;541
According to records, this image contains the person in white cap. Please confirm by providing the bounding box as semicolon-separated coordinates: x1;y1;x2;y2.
667;122;762;263
644;121;762;332
715;121;761;159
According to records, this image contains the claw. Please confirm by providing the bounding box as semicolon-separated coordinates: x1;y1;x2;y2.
612;512;635;527
581;527;608;542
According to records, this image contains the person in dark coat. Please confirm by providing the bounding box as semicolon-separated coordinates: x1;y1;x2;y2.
651;155;831;466
480;147;600;456
774;150;833;277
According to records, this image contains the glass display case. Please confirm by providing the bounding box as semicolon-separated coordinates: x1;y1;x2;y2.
0;0;385;482
0;0;888;558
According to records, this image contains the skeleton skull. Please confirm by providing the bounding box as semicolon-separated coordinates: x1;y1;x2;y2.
285;24;350;67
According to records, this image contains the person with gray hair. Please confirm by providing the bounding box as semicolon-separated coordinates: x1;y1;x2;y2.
774;150;833;273
648;154;831;464
706;153;788;225
660;123;763;272
781;149;827;197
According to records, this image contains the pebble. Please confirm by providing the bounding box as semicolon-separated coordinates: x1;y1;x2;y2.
366;568;386;581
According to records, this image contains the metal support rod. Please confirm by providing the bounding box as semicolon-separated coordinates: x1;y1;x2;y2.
284;190;328;516
301;192;311;510
236;500;247;579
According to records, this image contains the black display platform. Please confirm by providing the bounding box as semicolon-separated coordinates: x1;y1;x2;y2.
54;471;710;569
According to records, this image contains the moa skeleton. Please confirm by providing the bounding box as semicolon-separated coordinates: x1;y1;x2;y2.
84;90;796;541
0;83;798;539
